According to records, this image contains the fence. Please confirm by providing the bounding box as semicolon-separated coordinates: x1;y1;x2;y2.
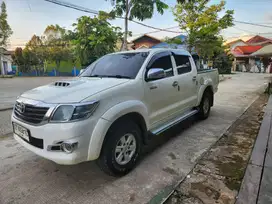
17;68;80;77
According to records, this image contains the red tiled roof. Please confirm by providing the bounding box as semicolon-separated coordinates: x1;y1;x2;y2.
234;45;262;55
231;50;243;56
246;35;271;44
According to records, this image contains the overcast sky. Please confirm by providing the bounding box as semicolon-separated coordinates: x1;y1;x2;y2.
4;0;272;49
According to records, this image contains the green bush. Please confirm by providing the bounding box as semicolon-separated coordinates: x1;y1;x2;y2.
214;53;232;74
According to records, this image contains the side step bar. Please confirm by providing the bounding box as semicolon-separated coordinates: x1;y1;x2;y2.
151;109;199;135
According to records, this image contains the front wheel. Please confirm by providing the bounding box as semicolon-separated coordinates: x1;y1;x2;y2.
97;120;142;176
198;91;212;120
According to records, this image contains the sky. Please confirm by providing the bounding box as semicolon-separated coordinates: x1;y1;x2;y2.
3;0;272;49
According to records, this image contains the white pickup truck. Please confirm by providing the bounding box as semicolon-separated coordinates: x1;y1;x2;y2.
12;48;219;176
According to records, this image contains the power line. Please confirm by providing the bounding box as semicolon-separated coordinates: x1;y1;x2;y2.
132;26;182;36
44;0;181;34
45;0;272;32
232;26;258;34
234;20;272;29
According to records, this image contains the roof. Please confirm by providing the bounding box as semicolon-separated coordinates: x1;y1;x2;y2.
152;34;187;49
129;34;162;43
251;44;272;56
249;40;272;46
0;47;13;55
225;35;254;45
225;39;246;46
234;45;262;55
246;35;271;44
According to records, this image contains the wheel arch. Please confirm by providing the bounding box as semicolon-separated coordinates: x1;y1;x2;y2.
87;100;149;161
105;112;148;144
197;85;214;107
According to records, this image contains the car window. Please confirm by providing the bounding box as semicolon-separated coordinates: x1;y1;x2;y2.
80;52;149;79
173;54;192;75
147;52;174;78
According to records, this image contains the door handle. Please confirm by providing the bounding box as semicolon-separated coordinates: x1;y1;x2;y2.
192;76;197;81
150;85;157;90
172;81;178;87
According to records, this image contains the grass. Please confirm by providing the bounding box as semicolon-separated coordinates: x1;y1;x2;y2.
46;60;81;72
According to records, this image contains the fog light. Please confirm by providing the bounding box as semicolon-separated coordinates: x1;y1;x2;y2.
61;142;77;153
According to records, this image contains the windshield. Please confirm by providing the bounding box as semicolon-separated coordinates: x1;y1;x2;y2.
80;52;149;79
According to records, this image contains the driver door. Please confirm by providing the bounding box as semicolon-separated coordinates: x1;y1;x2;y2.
143;51;181;128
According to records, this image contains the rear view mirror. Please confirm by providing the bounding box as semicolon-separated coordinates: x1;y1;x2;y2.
146;68;166;81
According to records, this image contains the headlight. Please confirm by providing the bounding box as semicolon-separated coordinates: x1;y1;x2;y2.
50;101;99;122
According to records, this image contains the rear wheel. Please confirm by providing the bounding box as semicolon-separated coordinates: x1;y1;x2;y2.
198;91;212;120
97;120;142;176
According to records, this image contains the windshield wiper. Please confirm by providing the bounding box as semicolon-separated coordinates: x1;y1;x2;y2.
82;74;103;78
83;74;132;79
106;75;132;79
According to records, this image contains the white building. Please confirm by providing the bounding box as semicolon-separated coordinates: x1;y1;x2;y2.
0;47;13;75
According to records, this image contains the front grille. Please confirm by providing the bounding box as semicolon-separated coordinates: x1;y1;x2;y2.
14;102;49;124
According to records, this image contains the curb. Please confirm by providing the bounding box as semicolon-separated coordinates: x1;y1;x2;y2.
0;107;13;112
148;94;261;204
235;95;272;204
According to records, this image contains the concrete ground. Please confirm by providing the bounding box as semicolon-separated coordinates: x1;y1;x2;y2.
0;73;269;204
0;77;68;110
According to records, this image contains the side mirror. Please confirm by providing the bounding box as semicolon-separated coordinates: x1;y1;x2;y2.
146;68;166;81
79;69;86;75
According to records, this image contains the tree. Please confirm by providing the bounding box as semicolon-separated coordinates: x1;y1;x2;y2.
0;1;12;75
72;15;123;66
12;47;25;72
43;24;71;72
22;48;40;72
0;1;12;47
24;35;45;72
109;0;168;50
173;0;234;58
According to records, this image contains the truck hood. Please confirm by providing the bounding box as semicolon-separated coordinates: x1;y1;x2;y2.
21;77;130;103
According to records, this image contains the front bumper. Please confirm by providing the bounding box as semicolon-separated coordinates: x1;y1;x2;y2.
11;113;99;165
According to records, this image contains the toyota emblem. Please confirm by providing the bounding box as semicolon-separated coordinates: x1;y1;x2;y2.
18;102;26;113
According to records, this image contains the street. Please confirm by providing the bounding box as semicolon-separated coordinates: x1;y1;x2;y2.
0;77;68;110
0;73;269;204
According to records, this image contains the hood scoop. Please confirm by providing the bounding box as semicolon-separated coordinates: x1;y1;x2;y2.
54;81;70;87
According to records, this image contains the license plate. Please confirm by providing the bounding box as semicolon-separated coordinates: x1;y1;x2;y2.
13;123;29;142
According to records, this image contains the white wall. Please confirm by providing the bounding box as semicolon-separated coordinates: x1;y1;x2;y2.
230;41;247;50
0;55;12;75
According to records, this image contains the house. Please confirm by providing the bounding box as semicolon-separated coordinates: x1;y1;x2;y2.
0;47;13;75
225;39;247;50
246;35;272;45
229;35;272;72
251;44;272;57
231;45;262;72
130;34;162;49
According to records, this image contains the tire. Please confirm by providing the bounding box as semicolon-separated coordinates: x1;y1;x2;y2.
198;91;212;120
97;120;142;176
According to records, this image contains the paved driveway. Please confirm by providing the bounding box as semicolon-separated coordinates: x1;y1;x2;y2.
0;73;269;204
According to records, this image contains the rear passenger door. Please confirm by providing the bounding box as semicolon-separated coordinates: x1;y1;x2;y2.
172;51;198;111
